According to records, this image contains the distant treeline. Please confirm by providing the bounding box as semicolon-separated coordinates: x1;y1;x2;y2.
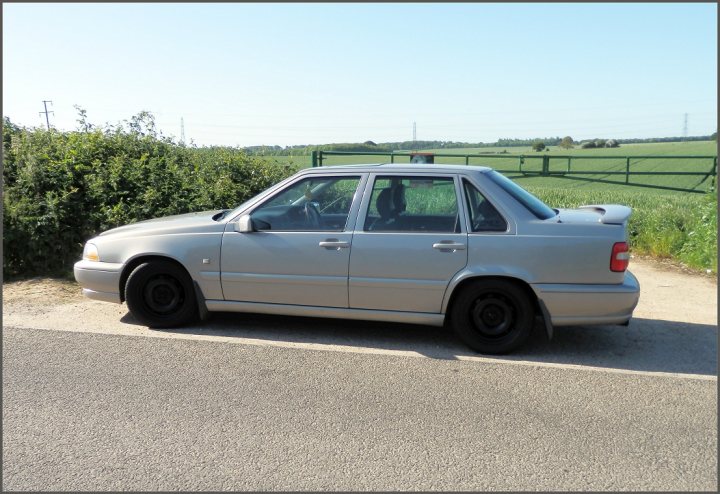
244;134;716;155
243;140;488;156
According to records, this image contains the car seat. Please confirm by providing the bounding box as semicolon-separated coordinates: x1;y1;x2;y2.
368;184;406;230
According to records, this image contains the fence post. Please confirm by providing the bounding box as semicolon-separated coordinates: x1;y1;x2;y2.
519;156;524;174
567;157;571;173
625;157;630;184
311;151;318;168
542;155;549;176
465;155;469;166
712;157;718;191
390;152;395;164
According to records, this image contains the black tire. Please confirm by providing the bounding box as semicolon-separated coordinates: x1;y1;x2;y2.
125;261;197;328
450;279;534;354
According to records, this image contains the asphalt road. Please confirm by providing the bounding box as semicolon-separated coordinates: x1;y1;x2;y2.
2;259;717;491
2;322;717;491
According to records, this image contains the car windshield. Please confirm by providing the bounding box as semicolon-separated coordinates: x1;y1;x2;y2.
486;170;556;220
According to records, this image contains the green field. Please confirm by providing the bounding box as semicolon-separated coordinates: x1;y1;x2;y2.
269;140;718;194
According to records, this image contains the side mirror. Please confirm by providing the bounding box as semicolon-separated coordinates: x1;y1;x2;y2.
234;214;255;233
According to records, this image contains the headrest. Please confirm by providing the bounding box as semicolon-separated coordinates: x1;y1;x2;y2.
392;184;406;214
376;188;394;218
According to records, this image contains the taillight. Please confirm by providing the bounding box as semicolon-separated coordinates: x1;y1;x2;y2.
610;242;629;272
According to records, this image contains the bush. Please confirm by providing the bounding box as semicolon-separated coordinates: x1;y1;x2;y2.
532;141;546;152
3;114;297;277
559;136;574;149
678;194;717;271
581;141;596;149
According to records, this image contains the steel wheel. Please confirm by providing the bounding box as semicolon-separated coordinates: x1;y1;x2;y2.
450;279;534;354
125;260;197;328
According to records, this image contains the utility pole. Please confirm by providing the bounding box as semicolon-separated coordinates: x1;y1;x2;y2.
413;121;417;142
39;100;53;130
180;117;185;143
682;113;688;141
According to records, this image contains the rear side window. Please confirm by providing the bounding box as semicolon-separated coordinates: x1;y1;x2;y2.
463;180;507;232
486;171;556;220
364;176;460;233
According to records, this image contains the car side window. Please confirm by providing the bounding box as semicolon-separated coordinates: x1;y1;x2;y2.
364;176;460;233
463;179;508;232
251;176;361;231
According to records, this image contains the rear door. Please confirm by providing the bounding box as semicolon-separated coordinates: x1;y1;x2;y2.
348;174;468;313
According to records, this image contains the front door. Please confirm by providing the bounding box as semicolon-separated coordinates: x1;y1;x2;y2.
221;174;364;307
349;174;468;313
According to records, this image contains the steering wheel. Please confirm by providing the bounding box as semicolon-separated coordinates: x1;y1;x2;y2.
304;202;321;229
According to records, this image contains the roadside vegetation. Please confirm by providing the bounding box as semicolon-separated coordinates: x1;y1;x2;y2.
2;113;296;277
2;113;716;277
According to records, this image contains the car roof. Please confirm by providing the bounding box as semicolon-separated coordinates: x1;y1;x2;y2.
299;163;494;174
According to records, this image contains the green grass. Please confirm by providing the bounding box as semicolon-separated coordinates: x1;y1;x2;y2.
421;140;718;156
272;140;716;163
271;140;718;194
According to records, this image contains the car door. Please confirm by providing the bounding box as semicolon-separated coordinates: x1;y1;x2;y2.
348;174;468;313
221;174;366;308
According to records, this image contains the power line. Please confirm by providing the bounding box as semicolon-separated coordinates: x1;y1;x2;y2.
39;100;53;130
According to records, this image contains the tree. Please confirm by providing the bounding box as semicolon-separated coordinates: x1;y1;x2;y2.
532;141;546;152
363;140;377;146
605;139;619;148
594;139;607;148
559;136;574;149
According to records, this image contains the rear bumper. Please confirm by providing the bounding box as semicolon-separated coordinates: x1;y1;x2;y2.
532;270;640;326
73;260;124;304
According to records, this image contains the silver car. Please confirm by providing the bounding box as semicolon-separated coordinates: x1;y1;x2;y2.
74;164;640;354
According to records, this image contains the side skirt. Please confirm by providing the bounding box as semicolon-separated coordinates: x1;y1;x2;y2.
204;300;446;327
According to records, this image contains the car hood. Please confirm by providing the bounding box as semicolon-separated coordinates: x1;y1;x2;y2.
98;209;227;238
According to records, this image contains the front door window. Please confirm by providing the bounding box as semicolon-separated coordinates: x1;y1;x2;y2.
251;176;361;231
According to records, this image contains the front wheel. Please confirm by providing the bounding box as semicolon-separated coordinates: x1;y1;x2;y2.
450;279;534;354
125;261;197;328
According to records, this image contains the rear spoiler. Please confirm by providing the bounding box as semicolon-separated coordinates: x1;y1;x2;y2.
578;204;632;225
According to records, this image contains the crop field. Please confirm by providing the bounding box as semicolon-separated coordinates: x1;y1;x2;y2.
272;140;717;194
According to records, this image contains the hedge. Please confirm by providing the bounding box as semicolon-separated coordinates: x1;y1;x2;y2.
2;113;296;277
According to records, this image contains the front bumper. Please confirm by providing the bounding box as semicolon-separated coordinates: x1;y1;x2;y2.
532;270;640;326
73;260;124;304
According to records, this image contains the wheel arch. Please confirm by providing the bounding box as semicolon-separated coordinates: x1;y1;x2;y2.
119;254;191;303
443;275;553;339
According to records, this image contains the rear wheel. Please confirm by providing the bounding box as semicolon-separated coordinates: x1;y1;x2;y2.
125;261;197;328
450;279;534;354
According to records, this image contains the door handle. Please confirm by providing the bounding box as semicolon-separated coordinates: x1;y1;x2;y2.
319;240;350;250
433;242;466;252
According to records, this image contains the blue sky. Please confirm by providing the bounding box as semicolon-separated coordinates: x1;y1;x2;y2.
3;2;717;147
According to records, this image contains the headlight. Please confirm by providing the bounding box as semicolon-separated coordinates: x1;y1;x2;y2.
83;243;99;262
